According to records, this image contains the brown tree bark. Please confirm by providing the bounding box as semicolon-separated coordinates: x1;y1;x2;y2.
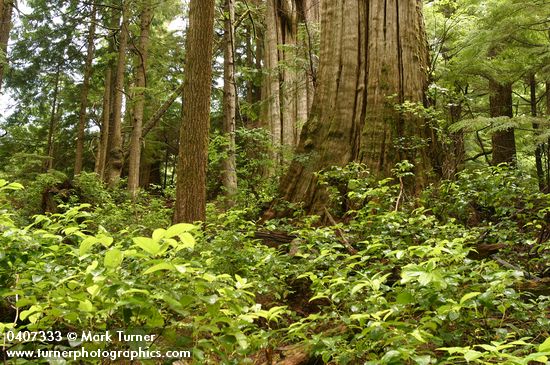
173;0;215;223
262;0;319;162
44;65;61;171
529;74;544;191
141;83;183;139
74;3;97;175
0;0;14;93
263;0;283;166
222;0;238;202
280;0;298;148
95;68;112;179
270;0;432;217
95;10;119;179
128;0;153;198
489;79;516;165
106;1;129;188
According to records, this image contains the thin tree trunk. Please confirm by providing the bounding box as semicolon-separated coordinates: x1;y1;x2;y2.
264;0;282;167
45;66;61;171
529;74;544;190
95;68;112;179
0;0;14;93
174;0;216;223
141;83;183;139
489;79;516;165
96;10;119;180
74;3;97;175
221;0;238;202
107;1;129;188
546;81;550;191
128;0;152;198
298;0;319;140
281;0;298;148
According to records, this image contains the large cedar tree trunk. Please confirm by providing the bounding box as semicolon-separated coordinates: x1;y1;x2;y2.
74;3;96;175
489;79;516;165
128;0;153;197
222;0;238;202
273;0;432;217
173;0;215;223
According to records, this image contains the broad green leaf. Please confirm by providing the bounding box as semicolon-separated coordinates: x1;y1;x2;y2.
175;265;188;273
202;273;216;282
460;292;481;304
144;262;176;274
86;284;101;297
463;350;482;362
381;350;401;362
20;305;42;321
133;237;160;255
63;226;80;235
396;291;414;304
78;300;94;312
152;228;166;241
166;223;195;238
104;248;123;268
178;232;196;249
79;237;97;256
351;282;369;295
411;329;426;343
413;355;432;365
4;182;23;190
86;260;99;273
97;234;114;247
539;337;550;352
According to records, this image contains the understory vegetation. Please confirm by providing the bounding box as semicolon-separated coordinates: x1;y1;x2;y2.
1;164;550;364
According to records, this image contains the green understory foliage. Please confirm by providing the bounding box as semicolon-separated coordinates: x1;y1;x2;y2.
1;165;550;364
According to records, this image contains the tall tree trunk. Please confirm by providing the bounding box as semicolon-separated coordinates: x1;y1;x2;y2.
295;0;318;143
489;79;516;165
45;66;61;171
128;0;153;198
95;68;112;179
263;0;283;166
0;0;14;93
280;0;298;148
173;0;215;223
270;0;432;217
530;74;544;190
106;1;129;188
222;0;238;202
546;81;550;191
74;3;96;175
95;10;119;180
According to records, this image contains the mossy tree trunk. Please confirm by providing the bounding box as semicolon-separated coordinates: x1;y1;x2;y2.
272;0;433;217
489;79;516;165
